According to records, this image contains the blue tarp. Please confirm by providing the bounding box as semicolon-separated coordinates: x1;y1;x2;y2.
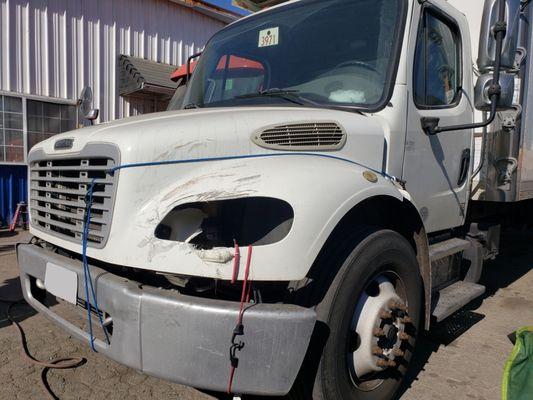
0;165;27;227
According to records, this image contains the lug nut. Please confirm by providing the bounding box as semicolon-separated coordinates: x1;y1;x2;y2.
392;348;405;357
389;300;407;312
372;346;384;356
379;310;393;319
400;316;412;324
398;332;410;341
373;328;386;337
377;359;397;368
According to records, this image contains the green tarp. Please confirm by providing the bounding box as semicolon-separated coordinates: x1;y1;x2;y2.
502;327;533;400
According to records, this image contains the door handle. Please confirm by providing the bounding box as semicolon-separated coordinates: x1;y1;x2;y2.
457;149;471;186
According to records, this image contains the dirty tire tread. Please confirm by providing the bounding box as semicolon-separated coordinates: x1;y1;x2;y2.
290;229;423;400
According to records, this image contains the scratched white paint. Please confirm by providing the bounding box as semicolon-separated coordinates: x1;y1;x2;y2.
0;0;227;122
29;106;404;280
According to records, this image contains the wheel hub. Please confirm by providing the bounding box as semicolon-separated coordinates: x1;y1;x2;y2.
349;275;411;381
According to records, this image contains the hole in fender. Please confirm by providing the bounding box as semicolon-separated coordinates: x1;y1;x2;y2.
155;197;294;250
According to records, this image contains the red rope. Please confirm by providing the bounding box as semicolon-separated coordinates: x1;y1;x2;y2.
227;245;253;394
237;246;253;324
231;241;240;284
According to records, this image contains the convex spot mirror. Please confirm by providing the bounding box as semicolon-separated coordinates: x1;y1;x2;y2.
477;0;521;73
85;108;99;121
475;72;515;111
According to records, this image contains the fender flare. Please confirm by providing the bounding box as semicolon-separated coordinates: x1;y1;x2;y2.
310;187;432;330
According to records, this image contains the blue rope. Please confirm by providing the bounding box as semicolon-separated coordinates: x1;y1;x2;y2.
81;151;401;351
82;178;110;351
105;152;394;180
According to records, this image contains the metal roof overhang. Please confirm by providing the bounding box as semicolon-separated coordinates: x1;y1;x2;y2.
232;0;288;12
170;0;240;23
119;55;179;98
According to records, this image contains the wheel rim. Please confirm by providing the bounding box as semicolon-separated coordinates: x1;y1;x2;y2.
347;272;411;391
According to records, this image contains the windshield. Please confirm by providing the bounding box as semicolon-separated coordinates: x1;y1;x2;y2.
181;0;406;112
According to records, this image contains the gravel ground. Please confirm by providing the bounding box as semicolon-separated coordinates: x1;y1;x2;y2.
0;228;531;400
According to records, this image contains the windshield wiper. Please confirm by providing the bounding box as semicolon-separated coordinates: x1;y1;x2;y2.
236;88;318;107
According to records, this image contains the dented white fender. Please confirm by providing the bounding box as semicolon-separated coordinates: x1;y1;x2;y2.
29;106;420;281
32;156;411;281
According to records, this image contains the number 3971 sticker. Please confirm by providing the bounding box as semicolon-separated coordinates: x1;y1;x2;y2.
258;27;279;48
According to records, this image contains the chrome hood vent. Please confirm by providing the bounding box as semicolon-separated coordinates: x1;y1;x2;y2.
253;121;346;151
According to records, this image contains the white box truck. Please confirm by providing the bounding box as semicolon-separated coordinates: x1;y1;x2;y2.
17;0;533;399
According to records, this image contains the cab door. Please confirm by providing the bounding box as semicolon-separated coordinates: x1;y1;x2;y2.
403;2;474;233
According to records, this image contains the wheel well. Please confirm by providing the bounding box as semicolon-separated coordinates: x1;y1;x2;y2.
333;196;423;252
297;195;431;329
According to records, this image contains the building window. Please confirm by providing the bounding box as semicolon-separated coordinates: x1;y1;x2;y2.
0;95;78;165
0;96;24;163
27;100;77;151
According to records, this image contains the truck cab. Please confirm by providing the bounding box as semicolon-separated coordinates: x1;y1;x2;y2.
18;1;531;399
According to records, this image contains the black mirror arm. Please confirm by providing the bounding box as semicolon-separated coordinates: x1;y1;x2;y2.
186;51;203;82
422;93;499;135
421;0;506;135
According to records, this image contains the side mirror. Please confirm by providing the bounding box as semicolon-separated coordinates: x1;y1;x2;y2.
78;86;99;126
474;0;521;112
421;0;517;135
477;0;521;73
475;72;515;111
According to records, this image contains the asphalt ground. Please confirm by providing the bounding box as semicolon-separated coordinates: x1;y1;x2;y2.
0;228;531;400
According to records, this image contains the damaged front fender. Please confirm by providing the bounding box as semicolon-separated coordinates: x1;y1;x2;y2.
38;155;413;281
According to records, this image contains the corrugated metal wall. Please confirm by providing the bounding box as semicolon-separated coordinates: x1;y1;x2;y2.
0;0;228;226
0;0;226;123
0;165;26;226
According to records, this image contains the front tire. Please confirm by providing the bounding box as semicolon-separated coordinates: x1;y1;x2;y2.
310;229;423;400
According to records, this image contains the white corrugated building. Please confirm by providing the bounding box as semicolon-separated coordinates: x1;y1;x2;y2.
0;0;238;225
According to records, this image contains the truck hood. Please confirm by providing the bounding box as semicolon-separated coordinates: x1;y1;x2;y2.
31;106;388;172
28;106;399;280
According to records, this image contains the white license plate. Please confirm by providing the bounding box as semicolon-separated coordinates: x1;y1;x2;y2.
44;262;78;305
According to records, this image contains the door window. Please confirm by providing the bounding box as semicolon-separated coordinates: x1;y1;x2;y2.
414;10;461;107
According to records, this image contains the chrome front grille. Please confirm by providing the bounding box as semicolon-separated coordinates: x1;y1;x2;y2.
29;156;118;247
253;122;346;151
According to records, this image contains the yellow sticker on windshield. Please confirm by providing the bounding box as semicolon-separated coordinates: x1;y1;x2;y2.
258;27;279;48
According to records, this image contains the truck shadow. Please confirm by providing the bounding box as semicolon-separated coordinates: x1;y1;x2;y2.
0;277;36;329
397;228;533;399
0;230;17;239
227;229;533;400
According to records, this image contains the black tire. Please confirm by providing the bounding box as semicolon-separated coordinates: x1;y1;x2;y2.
296;229;423;400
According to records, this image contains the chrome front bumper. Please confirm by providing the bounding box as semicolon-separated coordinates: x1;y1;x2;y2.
17;243;316;396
